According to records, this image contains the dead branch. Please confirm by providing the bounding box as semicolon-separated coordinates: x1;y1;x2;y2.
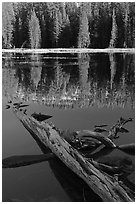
108;117;133;140
76;130;117;148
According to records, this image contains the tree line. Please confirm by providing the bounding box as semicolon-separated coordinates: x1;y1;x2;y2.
2;2;135;49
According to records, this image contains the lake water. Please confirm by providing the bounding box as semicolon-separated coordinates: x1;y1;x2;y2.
2;52;135;201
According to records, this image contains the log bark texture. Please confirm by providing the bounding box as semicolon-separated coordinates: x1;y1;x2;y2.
13;108;134;202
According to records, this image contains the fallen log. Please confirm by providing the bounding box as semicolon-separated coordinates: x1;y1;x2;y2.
75;130;135;156
13;108;134;202
76;130;116;148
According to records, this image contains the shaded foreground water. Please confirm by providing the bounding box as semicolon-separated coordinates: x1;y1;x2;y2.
2;52;135;201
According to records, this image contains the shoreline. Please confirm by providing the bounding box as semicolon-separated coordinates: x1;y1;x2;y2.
2;48;135;54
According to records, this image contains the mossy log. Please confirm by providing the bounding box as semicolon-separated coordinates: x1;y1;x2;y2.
13;108;134;202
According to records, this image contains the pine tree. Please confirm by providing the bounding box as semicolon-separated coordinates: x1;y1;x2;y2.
123;3;129;48
109;7;118;48
131;3;135;48
2;2;15;48
46;3;62;48
59;13;71;48
41;14;47;48
78;9;90;48
53;10;62;47
127;3;135;48
13;2;32;48
33;2;48;48
65;2;79;47
29;9;41;48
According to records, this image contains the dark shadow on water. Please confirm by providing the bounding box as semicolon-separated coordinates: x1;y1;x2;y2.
49;158;102;202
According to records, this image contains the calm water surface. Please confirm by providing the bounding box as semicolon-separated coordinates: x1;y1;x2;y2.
2;52;135;201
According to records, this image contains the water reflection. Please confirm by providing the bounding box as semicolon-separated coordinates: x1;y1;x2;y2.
109;53;117;90
30;54;42;90
2;52;134;109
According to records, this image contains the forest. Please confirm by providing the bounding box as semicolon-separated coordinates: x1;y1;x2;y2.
2;2;135;49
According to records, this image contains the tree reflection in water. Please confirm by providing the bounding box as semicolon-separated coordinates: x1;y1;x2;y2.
2;52;135;109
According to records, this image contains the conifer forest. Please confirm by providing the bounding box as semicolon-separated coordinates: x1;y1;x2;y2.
2;2;135;49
